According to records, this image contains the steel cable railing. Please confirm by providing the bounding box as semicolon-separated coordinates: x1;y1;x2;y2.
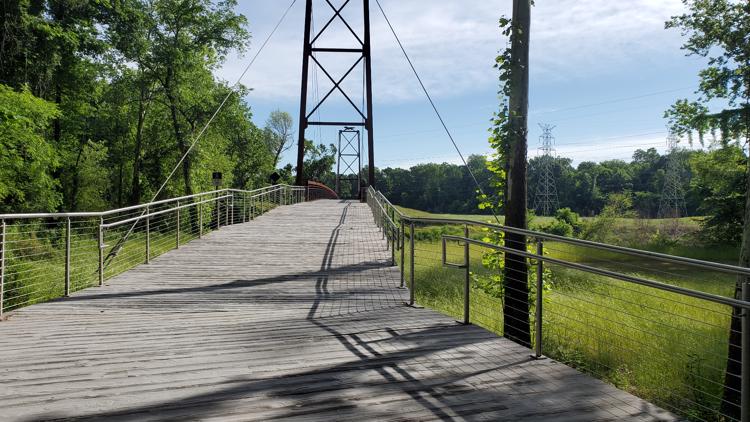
366;185;750;422
0;185;307;317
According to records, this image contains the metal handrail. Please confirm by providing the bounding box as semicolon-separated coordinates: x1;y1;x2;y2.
0;184;308;318
0;185;300;220
442;234;750;310
370;185;750;419
367;186;750;278
101;195;233;229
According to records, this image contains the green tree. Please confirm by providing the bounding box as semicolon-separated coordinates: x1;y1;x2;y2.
264;110;295;168
302;142;337;185
147;0;248;197
690;145;745;244
0;85;61;212
664;1;750;417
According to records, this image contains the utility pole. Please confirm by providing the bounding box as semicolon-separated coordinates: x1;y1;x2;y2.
658;134;687;219
295;0;375;188
504;0;532;347
533;124;560;216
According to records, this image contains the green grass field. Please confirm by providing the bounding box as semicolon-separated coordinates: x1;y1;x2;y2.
393;207;738;421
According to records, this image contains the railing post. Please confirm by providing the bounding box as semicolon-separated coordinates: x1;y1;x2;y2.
409;222;415;306
176;200;180;249
225;195;230;226
217;195;222;230
98;217;104;287
464;224;470;325
230;193;235;224
64;217;71;296
743;278;749;422
380;207;385;239
0;219;5;318
250;196;255;220
243;194;247;223
535;239;544;359
391;225;396;266
400;219;405;288
198;202;203;239
146;206;151;263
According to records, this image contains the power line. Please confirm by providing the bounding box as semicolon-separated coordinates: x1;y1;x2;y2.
556;130;667;147
531;86;695;116
103;0;298;267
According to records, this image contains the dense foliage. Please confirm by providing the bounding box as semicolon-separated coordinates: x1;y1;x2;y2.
0;0;277;213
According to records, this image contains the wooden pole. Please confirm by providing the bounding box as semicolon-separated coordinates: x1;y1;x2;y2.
503;0;532;347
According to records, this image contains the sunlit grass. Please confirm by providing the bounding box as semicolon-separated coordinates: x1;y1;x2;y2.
399;234;735;421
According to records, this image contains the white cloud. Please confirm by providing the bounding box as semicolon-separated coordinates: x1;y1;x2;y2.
217;0;688;104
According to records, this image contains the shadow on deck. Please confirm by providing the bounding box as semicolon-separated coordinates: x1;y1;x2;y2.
0;200;676;421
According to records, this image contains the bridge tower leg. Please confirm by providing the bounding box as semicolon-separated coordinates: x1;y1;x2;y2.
295;0;375;189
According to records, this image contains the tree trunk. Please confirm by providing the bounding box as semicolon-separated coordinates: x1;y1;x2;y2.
69;140;85;211
53;86;62;144
164;67;193;197
130;84;149;205
503;0;532;347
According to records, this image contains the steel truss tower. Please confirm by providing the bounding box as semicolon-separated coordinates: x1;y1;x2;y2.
533;124;560;216
658;134;687;219
295;0;375;188
336;127;362;198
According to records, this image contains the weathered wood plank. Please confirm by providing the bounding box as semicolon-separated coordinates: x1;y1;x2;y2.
0;200;677;421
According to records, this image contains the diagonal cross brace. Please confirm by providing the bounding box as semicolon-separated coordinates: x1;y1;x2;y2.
306;55;367;121
311;0;364;47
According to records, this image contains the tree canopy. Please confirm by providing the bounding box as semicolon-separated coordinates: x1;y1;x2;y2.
0;0;277;213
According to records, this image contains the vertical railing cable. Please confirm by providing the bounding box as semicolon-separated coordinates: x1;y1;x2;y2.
743;278;749;422
409;221;415;306
400;219;405;288
463;224;470;325
146;206;151;263
64;218;71;296
0;219;5;318
535;239;544;358
98;217;104;286
176;201;181;249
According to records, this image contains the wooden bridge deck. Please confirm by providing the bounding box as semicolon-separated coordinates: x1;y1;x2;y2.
0;200;677;421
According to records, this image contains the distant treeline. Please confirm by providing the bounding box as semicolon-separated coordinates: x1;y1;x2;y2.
373;144;745;236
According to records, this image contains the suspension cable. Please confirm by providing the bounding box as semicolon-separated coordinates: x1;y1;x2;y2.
104;0;298;267
373;0;502;224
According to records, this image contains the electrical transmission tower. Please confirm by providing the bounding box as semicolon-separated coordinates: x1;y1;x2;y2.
533;124;560;216
658;134;687;219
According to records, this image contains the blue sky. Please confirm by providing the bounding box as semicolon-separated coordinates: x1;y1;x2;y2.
216;0;709;169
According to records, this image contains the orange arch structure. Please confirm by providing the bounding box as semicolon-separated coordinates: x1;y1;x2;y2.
307;181;339;201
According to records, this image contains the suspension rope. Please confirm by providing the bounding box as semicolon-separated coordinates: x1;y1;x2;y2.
104;0;298;267
373;0;502;224
311;8;323;145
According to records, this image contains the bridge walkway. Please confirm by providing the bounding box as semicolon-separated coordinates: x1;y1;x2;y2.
0;200;675;421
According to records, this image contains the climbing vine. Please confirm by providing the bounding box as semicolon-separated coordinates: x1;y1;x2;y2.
474;12;551;311
480;16;514;214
